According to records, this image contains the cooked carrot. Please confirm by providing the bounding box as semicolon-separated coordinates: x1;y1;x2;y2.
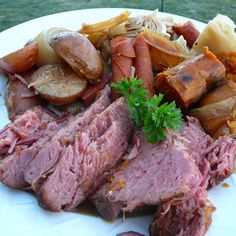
111;37;135;81
173;21;200;48
203;47;217;62
110;37;135;98
134;35;154;97
81;73;112;105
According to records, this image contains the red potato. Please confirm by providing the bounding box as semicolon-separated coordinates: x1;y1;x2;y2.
173;21;200;48
134;35;154;97
29;64;87;104
0;42;38;74
6;71;43;121
49;31;103;83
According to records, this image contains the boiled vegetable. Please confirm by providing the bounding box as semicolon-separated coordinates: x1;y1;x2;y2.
173;21;200;47
110;37;135;98
49;31;103;83
154;48;225;111
192;14;236;54
29;64;87;104
142;29;189;72
79;11;130;48
200;80;236;106
134;35;154;97
0;42;38;74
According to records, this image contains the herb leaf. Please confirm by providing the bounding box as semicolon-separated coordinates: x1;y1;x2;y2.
111;77;183;143
111;77;147;127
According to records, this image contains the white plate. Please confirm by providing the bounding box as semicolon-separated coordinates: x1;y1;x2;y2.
0;8;235;236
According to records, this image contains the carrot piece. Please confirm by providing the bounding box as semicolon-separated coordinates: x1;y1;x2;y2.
204;47;217;62
173;21;200;48
110;37;135;98
110;37;135;82
134;35;154;97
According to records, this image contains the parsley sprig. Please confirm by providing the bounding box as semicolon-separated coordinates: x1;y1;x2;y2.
111;77;183;143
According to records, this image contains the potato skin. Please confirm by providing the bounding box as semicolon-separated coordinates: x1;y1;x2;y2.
30;64;87;104
6;71;43;121
49;31;103;83
0;43;38;74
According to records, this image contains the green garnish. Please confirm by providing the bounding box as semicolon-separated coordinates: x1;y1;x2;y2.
111;77;183;143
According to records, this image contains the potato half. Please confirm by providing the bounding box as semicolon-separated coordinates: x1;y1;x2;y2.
29;64;87;104
49;31;103;83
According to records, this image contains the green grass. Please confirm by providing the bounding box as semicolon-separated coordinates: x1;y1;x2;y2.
0;0;235;32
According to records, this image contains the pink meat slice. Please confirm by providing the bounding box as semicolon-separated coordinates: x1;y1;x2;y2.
24;86;111;190
37;97;134;212
149;188;215;236
0;107;54;157
0;86;111;189
91;129;203;221
91;117;236;221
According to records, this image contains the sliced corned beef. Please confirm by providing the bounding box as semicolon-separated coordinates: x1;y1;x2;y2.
178;117;236;188
24;86;111;190
204;136;236;187
37;97;133;212
0;116;65;189
149;188;215;236
91;117;236;221
0;107;54;157
91;129;203;221
0;86;111;189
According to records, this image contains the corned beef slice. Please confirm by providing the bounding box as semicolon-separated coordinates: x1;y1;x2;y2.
0;117;69;189
91;129;203;221
24;86;111;190
0;86;111;189
149;119;235;236
0;107;54;157
91;118;236;221
149;188;215;236
0;108;59;189
178;117;236;187
38;97;133;211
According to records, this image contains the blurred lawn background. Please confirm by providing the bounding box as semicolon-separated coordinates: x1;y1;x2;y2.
0;0;235;32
